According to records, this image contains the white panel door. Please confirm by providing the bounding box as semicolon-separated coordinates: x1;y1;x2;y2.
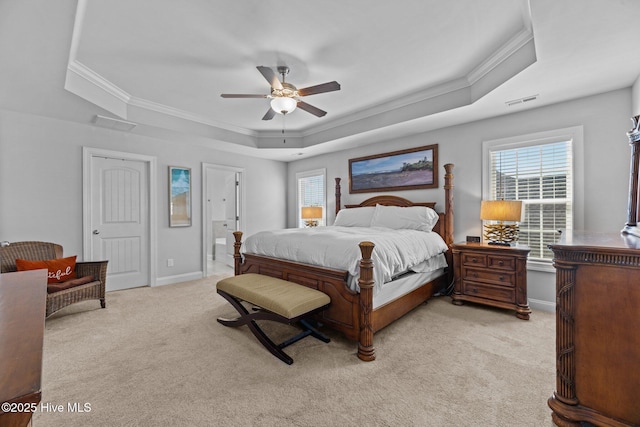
91;157;149;291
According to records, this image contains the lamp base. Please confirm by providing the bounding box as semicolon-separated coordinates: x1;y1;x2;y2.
304;220;319;227
487;241;512;247
483;223;519;245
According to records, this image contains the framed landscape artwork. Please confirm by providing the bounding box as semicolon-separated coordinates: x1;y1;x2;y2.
349;144;439;193
169;166;192;227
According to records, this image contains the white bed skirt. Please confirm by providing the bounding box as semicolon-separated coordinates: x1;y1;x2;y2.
373;267;446;310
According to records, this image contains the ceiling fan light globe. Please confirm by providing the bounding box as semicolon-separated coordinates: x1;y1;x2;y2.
270;97;297;115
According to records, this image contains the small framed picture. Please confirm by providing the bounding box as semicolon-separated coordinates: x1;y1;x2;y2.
169;166;191;227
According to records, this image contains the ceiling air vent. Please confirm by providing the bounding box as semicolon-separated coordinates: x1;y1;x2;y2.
505;94;538;107
92;115;137;131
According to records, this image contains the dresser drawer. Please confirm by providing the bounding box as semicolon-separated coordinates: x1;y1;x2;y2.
462;280;515;303
487;255;516;271
462;268;515;287
461;253;487;267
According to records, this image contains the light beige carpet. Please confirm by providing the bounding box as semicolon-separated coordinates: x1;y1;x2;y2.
34;274;556;426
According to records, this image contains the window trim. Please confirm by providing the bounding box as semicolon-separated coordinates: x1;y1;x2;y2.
482;126;584;271
295;168;327;228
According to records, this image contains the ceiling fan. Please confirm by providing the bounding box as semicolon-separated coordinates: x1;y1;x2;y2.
221;66;340;120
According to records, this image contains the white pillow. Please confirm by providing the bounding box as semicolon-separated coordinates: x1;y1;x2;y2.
371;204;439;232
334;206;375;227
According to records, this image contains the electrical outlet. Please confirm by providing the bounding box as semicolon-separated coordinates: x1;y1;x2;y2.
466;236;481;243
167;259;174;267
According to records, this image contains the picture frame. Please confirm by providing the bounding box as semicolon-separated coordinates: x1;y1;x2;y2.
349;144;439;193
169;166;192;227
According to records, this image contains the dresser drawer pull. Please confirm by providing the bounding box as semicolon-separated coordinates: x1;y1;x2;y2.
471;258;478;263
498;260;504;266
471;272;478;278
499;275;504;281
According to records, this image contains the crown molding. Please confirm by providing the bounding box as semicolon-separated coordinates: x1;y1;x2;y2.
67;60;131;104
128;97;257;137
467;27;535;86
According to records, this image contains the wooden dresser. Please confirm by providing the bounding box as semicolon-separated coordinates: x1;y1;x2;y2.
548;231;640;426
451;242;531;319
0;269;47;427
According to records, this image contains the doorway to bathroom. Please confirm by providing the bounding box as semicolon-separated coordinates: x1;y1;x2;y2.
202;163;244;277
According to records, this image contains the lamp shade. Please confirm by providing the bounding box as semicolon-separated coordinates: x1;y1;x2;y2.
270;97;297;115
480;200;522;222
301;206;323;219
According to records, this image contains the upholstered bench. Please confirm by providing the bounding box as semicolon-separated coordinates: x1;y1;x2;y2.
216;273;331;365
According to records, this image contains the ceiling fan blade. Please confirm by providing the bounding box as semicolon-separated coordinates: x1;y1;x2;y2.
297;81;341;97
257;66;283;90
262;108;276;121
220;94;267;98
297;101;327;117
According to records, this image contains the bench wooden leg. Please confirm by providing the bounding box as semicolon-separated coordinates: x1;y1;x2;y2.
217;290;329;365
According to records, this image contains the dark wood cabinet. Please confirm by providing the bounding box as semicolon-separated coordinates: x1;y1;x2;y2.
451;242;531;319
548;231;640;426
0;269;47;427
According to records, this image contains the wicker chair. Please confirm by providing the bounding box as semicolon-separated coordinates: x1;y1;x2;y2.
0;241;108;317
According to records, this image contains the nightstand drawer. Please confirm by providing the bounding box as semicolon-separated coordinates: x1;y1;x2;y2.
462;281;515;303
461;253;487;267
462;268;515;287
488;255;516;271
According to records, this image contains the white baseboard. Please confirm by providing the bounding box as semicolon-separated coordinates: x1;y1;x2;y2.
528;298;555;313
154;271;203;287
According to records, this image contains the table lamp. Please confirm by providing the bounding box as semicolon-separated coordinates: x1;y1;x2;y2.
301;206;323;227
480;200;522;246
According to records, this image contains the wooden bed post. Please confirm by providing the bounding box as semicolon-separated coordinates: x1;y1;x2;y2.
233;231;243;276
443;163;454;246
357;241;375;361
335;177;342;216
623;116;640;234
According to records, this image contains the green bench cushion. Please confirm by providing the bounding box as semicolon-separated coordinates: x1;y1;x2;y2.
217;273;330;319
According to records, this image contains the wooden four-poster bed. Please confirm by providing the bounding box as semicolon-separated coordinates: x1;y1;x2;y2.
232;163;454;361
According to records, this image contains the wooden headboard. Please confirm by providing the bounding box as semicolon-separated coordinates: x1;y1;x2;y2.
334;163;454;246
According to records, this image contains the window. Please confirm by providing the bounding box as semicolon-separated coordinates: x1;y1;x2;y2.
296;169;326;228
483;127;583;266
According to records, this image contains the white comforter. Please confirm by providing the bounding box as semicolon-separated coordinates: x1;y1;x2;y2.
242;226;449;295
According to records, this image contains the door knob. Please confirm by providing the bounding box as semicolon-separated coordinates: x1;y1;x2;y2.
92;230;100;235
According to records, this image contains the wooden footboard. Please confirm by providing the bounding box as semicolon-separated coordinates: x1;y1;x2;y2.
233;232;446;361
233;230;362;342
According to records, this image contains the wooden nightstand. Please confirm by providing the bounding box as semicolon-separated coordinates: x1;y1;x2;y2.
450;242;531;320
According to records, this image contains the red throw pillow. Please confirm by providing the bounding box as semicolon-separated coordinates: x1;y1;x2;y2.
16;256;77;284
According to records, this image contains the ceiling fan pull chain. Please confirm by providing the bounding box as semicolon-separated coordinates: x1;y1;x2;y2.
282;115;286;144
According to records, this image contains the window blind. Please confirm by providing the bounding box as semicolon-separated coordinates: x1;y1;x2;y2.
489;140;572;260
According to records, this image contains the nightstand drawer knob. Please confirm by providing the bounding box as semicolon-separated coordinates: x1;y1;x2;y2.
471;258;477;263
472;272;478;278
472;288;478;293
499;275;504;281
498;260;504;266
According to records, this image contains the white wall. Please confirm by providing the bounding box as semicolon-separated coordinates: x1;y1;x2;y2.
0;110;287;284
632;73;640;116
287;88;633;311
